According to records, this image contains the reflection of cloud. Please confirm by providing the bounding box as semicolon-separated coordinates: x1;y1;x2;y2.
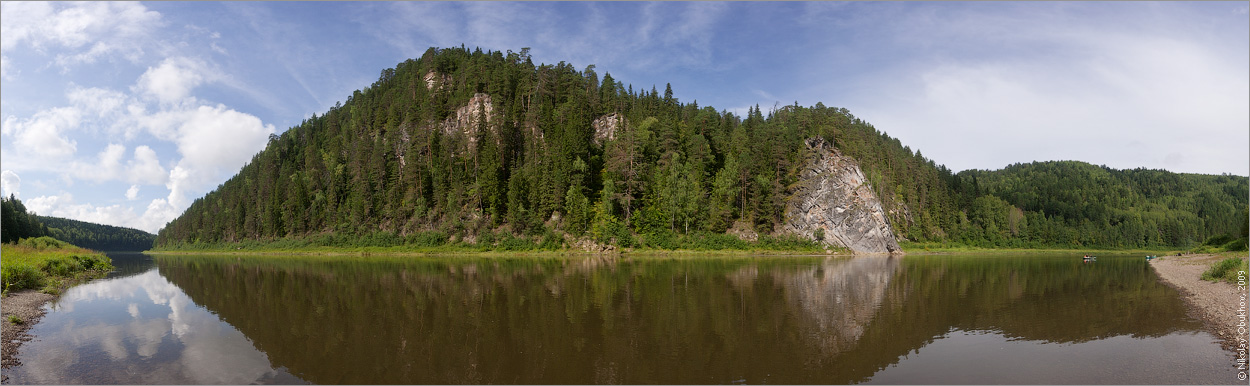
8;269;298;384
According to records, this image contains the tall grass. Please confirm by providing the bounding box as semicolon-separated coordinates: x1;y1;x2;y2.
1201;256;1249;284
2;237;114;294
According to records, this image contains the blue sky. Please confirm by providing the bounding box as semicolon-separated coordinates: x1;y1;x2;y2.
2;1;1247;234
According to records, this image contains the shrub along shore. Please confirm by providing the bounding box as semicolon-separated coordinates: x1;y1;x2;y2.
1;237;113;377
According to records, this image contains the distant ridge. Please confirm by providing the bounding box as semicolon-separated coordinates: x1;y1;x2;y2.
39;216;155;251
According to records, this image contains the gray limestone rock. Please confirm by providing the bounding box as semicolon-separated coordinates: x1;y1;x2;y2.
782;137;902;254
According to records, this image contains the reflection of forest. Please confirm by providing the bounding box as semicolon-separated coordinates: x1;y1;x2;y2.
157;254;1198;384
102;252;158;279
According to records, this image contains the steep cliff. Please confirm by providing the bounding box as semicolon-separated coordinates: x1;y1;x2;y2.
783;137;902;254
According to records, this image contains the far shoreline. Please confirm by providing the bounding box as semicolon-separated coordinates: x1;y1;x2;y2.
143;245;1182;258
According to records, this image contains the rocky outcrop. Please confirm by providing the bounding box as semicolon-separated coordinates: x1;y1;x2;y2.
591;113;626;146
782;137;902;254
423;71;451;90
440;93;493;151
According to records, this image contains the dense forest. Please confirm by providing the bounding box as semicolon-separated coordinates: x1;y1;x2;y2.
2;195;155;251
38;216;156;251
153;46;1248;251
2;195;49;243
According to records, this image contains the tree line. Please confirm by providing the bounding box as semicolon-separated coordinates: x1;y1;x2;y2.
38;216;156;251
153;46;1248;250
2;194;49;243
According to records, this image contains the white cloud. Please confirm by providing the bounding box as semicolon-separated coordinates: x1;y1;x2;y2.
0;54;11;80
128;146;167;185
69;143;168;186
67;86;128;120
8;107;81;160
139;104;275;209
832;3;1250;175
0;2;163;68
134;57;214;105
1;170;20;198
126;185;140;201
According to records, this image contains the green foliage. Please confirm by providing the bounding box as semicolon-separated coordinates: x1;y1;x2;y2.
1201;257;1248;283
7;315;23;325
38;216;155;251
2;263;44;293
2;195;48;243
961;163;1247;249
151;46;1249;252
1;241;113;293
18;236;73;249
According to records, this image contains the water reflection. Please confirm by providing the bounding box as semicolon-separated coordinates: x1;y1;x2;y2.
4;263;304;384
5;253;1237;384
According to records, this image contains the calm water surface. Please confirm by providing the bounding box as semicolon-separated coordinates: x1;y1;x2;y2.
4;252;1240;384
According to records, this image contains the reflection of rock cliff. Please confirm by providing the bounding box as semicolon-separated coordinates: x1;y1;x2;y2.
774;257;901;356
783;137;902;254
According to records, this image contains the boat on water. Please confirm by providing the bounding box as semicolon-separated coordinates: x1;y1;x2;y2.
1082;255;1097;261
1145;255;1157;260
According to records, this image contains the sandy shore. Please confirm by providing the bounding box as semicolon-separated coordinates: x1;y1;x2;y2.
1;290;56;383
1149;253;1249;353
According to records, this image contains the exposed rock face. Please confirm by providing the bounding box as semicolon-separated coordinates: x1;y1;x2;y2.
423;71;451;90
782;137;902;254
440;93;493;151
591;113;626;146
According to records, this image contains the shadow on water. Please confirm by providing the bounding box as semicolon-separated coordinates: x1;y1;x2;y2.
132;253;1232;385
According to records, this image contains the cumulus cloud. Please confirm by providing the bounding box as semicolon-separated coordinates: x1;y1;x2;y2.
134;57;214;105
126;185;140;201
137;104;275;209
6;107;81;160
1;170;20;197
128;146;168;185
7;82;271;231
69;144;169;186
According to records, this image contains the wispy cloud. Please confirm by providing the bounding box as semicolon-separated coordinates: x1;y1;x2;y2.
0;2;164;70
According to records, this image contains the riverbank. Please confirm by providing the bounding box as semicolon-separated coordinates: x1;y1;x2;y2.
1;290;55;379
1149;253;1249;353
1;238;114;382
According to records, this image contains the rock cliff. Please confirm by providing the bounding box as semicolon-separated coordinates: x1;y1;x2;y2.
591;112;626;146
782;137;902;254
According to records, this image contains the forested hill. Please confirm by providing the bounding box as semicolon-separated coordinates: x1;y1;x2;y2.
959;162;1247;248
153;46;1248;250
38;216;156;251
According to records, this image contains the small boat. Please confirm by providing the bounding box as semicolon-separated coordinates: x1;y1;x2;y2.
1145;255;1157;260
1082;255;1097;261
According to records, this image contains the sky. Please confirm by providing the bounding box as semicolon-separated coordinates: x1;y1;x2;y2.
1;1;1247;234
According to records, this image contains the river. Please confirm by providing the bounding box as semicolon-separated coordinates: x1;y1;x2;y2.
2;252;1240;384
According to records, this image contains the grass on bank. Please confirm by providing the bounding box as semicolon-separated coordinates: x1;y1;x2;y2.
899;241;1180;255
1;236;114;295
1201;255;1249;284
151;229;834;256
